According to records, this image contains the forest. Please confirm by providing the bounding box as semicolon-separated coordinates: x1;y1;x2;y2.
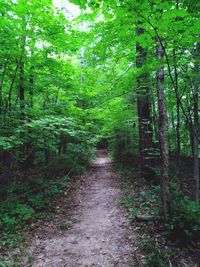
0;0;200;266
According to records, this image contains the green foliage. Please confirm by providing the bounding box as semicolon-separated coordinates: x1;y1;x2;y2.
145;252;168;267
0;0;96;172
120;178;138;217
0;175;72;246
0;201;34;232
166;196;200;241
0;0;200;256
140;240;169;267
119;165;161;218
44;144;94;175
0;232;27;248
28;193;50;210
59;221;73;230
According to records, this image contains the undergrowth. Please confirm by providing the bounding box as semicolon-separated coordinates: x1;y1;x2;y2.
118;165;160;219
0;148;92;249
118;164;200;267
0;175;73;248
166;182;200;242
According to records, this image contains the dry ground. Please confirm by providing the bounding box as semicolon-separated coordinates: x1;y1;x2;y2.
22;150;140;267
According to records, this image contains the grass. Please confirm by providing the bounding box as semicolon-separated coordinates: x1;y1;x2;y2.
59;221;73;230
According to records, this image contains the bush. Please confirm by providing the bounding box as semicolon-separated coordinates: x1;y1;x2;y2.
28;193;49;210
0;175;73;246
44;143;94;175
140;240;169;267
0;202;34;232
166;196;200;241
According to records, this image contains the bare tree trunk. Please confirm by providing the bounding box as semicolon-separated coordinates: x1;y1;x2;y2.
136;24;155;180
150;76;158;143
156;41;171;218
29;65;34;109
25;62;35;168
19;60;25;121
7;62;20;112
194;42;200;203
173;49;181;184
18;24;27;168
0;57;10;115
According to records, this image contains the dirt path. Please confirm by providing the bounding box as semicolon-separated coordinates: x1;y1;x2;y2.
23;150;138;267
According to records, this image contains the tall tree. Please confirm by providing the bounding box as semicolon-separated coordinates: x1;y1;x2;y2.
136;22;154;180
156;38;171;217
193;42;200;203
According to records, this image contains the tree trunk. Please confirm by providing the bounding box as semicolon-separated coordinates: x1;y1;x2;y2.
19;60;25;121
136;24;155;180
29;65;34;109
173;49;181;184
150;76;158;143
156;41;171;218
0;57;9;115
193;42;200;203
25;63;35;168
18;27;27;168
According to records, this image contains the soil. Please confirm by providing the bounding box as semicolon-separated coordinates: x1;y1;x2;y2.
22;150;140;267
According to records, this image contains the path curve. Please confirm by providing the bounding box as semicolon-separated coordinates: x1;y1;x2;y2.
24;150;138;267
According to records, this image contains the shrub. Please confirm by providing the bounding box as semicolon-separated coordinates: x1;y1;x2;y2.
0;174;72;246
166;196;200;241
28;193;49;210
0;202;34;232
44;143;93;176
140;240;169;267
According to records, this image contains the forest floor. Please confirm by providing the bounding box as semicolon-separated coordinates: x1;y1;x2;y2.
18;150;142;267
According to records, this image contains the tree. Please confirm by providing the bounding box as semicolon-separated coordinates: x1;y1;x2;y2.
156;38;171;217
193;42;200;202
136;22;155;180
